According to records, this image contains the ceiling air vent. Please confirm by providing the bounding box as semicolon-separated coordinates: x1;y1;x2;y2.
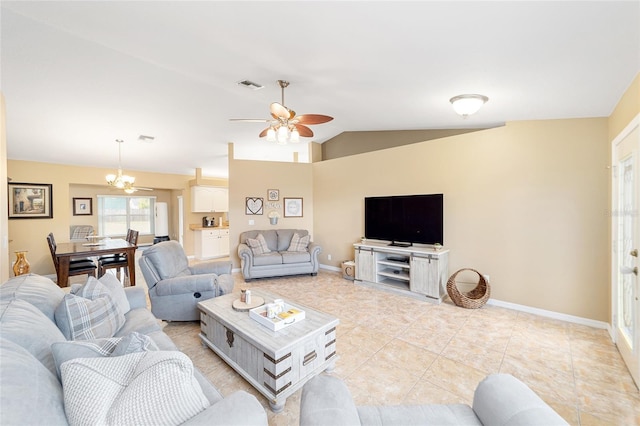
138;135;155;142
237;80;264;90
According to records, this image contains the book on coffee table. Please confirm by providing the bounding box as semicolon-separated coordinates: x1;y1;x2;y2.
249;303;305;331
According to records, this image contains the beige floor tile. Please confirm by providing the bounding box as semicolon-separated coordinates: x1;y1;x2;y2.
138;263;639;425
421;356;488;403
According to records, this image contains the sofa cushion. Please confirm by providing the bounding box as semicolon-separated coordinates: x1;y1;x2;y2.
99;273;131;314
61;351;210;426
115;307;163;337
0;299;67;376
253;252;283;266
52;331;157;379
0;274;65;321
282;251;312;264
357;404;481;425
0;338;68;425
246;233;272;255
288;232;310;252
55;277;126;340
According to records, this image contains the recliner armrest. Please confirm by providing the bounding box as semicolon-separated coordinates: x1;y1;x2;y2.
472;374;568;425
189;260;232;276
300;375;361;426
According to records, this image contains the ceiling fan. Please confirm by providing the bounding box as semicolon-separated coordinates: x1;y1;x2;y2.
230;80;333;143
105;140;153;193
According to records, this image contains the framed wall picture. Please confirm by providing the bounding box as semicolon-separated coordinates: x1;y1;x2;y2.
245;197;264;215
283;197;303;217
8;182;53;219
73;197;93;216
267;189;279;201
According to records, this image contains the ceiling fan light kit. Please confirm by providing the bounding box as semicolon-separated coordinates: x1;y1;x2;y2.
232;79;333;145
450;94;489;118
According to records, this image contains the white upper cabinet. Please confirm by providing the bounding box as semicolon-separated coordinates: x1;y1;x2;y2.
191;186;229;212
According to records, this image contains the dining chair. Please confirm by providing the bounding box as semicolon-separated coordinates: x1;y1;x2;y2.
97;229;139;282
46;233;97;285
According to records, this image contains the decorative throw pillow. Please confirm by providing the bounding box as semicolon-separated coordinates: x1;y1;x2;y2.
98;273;131;314
51;332;157;379
246;233;271;255
55;277;126;341
61;351;210;426
288;232;310;252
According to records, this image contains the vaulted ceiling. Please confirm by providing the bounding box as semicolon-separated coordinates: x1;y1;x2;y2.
2;1;638;178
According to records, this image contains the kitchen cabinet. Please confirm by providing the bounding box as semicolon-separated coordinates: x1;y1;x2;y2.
191;186;228;213
194;228;230;259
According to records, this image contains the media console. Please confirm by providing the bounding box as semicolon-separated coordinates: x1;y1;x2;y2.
353;241;449;302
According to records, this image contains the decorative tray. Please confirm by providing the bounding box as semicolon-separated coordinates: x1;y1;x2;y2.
249;302;305;331
232;296;265;312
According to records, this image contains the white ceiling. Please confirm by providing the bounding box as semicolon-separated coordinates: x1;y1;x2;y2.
2;1;639;179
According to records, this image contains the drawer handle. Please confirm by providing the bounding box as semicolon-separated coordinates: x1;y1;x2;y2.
226;328;234;348
303;351;317;366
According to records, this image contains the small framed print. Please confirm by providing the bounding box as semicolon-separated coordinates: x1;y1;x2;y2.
8;182;53;219
267;189;279;201
73;198;93;216
245;197;264;215
283;197;303;218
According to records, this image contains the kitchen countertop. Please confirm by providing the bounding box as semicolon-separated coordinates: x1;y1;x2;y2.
189;224;229;231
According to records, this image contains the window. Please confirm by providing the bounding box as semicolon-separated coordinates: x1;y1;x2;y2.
97;195;156;237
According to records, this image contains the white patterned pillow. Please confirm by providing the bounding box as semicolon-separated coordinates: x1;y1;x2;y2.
55;277;125;340
288;232;310;252
61;351;210;426
51;332;156;379
246;233;271;255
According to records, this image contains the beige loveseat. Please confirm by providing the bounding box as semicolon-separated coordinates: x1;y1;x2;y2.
237;229;321;281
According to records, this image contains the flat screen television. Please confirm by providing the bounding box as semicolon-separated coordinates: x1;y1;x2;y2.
364;194;443;246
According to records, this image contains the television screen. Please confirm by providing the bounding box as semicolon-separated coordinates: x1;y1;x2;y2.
364;194;443;246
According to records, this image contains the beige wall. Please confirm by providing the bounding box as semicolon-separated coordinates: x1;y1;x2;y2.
6;160;226;277
228;157;314;267
313;118;609;321
609;73;640;141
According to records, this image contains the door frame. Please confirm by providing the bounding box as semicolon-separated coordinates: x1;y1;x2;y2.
610;112;640;387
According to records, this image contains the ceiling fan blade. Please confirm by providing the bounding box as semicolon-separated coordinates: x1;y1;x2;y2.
294;124;314;137
134;187;153;191
258;127;271;138
295;114;334;125
229;118;271;123
270;102;290;120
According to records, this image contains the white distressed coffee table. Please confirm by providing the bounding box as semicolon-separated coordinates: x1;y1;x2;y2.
198;289;339;413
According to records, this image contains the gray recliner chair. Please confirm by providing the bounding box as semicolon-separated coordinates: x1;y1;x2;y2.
139;240;234;321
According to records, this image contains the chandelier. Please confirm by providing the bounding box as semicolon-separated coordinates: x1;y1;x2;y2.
105;139;136;194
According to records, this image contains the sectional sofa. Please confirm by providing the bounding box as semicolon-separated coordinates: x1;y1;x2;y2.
0;273;268;425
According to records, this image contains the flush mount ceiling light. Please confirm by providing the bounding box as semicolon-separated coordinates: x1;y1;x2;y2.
449;94;489;118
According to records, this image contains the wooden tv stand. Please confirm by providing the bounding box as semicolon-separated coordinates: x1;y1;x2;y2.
353;241;449;302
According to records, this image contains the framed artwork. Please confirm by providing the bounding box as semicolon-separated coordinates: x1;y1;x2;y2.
267;189;279;201
245;197;264;215
8;182;53;219
73;197;93;216
284;197;303;217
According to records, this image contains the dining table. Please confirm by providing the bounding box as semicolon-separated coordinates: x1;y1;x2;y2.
54;238;137;287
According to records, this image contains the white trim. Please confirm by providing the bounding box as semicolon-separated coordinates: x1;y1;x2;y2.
486;298;609;330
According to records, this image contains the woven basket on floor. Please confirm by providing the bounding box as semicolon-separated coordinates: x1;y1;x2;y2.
447;268;490;309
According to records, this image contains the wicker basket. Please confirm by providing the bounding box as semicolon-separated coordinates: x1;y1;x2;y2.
447;268;490;309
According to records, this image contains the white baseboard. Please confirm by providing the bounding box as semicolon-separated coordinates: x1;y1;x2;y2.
486;298;609;330
270;265;613;332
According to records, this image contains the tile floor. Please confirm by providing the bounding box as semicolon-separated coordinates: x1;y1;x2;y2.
151;270;639;425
